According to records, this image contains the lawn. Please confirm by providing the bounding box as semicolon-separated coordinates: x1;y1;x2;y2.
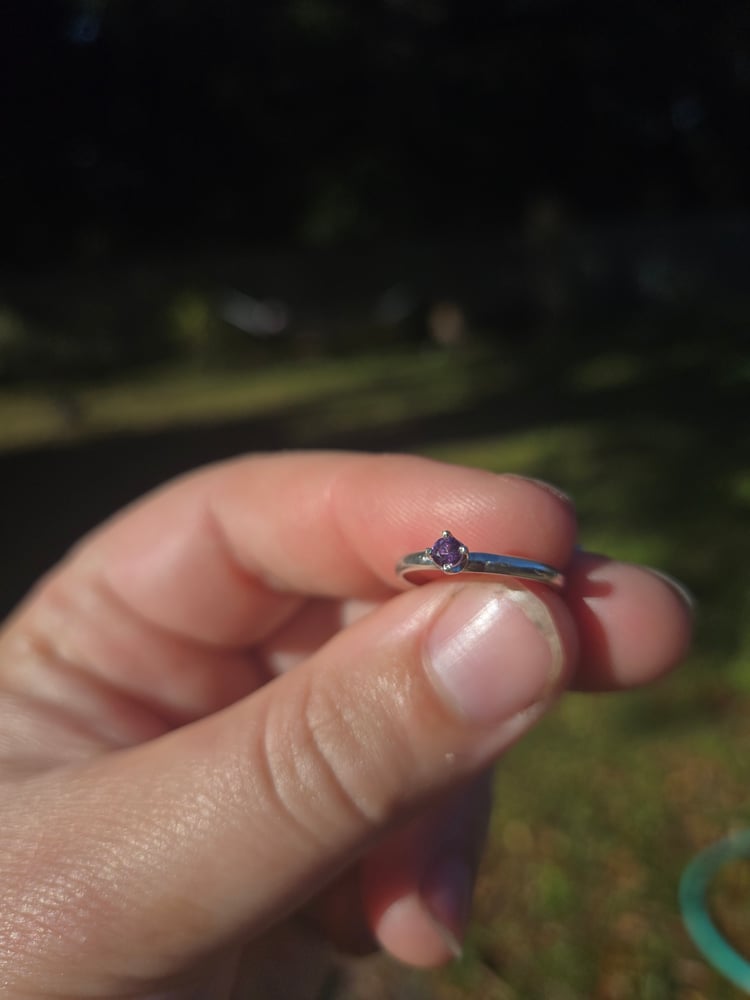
0;336;747;999
428;414;749;1000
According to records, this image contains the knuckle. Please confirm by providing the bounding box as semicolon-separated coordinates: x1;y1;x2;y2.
258;672;416;843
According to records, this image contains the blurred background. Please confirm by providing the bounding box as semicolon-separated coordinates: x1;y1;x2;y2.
1;1;749;997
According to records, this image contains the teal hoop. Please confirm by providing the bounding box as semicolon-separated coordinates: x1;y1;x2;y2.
679;829;750;993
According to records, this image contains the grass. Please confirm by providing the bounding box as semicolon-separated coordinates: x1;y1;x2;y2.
0;348;514;450
422;412;750;1000
1;336;748;998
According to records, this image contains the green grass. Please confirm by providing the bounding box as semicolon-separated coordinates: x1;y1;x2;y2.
421;412;749;1000
0;348;515;449
1;341;748;998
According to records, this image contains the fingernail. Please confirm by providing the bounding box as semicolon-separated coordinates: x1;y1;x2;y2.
505;474;573;505
647;568;695;613
426;585;561;725
420;853;473;958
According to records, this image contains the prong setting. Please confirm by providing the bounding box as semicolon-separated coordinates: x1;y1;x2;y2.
427;531;470;572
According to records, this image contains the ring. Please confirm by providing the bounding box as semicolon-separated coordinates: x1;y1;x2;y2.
396;530;565;588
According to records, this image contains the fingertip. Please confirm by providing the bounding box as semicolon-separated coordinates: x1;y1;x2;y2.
644;567;695;616
499;472;576;515
498;471;578;543
568;553;694;690
373;893;462;968
361;778;492;968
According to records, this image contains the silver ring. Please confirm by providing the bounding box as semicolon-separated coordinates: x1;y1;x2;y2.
396;530;565;588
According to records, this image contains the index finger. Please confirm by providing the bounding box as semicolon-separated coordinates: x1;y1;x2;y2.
19;452;578;649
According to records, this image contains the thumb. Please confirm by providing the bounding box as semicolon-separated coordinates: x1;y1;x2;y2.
5;580;575;994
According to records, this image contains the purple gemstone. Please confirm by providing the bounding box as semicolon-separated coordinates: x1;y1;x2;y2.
429;532;465;569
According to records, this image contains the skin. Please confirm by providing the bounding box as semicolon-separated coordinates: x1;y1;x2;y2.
0;452;692;999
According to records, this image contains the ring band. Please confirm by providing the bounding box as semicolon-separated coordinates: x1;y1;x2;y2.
396;530;565;588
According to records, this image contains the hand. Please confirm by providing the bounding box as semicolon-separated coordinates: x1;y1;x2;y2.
0;452;692;998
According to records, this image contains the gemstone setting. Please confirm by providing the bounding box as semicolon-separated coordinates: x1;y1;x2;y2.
427;531;469;573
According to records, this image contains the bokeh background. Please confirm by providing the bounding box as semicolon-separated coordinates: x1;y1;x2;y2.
1;2;749;997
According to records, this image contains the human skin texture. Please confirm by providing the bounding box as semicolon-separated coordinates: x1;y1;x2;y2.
0;452;692;999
